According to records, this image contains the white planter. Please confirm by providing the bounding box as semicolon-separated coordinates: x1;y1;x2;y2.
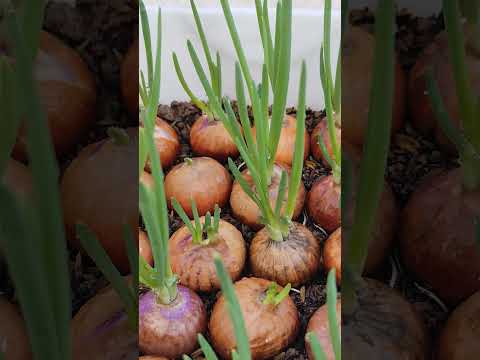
140;1;341;110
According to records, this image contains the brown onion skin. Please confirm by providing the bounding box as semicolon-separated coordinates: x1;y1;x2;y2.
13;31;96;161
324;228;341;284
71;283;137;360
0;297;32;360
230;163;306;230
2;159;32;199
343;279;429;360
169;217;246;292
307;175;340;232
250;222;321;287
139;286;207;358
437;291;480;360
139;230;153;266
190;115;239;162
210;277;299;360
165;157;232;218
143;117;180;171
343;157;397;275
400;169;480;306
61;128;138;274
252;115;310;166
408;29;480;153
306;300;341;360
311;117;341;166
343;26;405;146
121;38;139;115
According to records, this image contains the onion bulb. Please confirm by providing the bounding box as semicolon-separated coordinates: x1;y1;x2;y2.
306;300;341;360
71;283;137;360
12;31;96;161
306;175;340;232
139;230;153;266
400;169;480;305
252;115;310;166
343;26;405;146
142;117;180;171
250;222;320;287
311;116;341;166
190;115;239;162
324;228;341;284
61;128;138;273
437;291;480;360
408;28;480;153
343;279;429;359
0;297;32;360
169;217;246;292
230;163;306;230
165;157;232;218
139;286;207;358
209;277;299;360
120;38;139;115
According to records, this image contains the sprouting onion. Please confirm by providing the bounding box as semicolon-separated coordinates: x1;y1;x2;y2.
138;2;207;357
0;2;72;360
170;198;246;292
186;0;306;241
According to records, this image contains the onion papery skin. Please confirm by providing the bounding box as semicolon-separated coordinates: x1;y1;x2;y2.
343;163;398;275
307;175;340;232
250;222;321;287
209;277;299;360
324;228;341;284
169;218;246;292
12;31;96;161
61;128;138;274
143;117;180;171
252;115;310;166
139;230;153;266
437;291;480;360
343;279;429;360
121;38;139;115
306;300;341;360
0;297;32;360
230;163;306;230
71;284;137;360
400;169;480;306
139;286;207;358
311;118;341;166
165;157;232;218
2;159;32;199
343;26;405;146
408;29;480;153
190;115;239;162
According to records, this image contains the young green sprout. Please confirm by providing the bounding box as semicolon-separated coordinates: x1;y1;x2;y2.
138;2;207;358
173;0;222;120
318;0;341;184
173;199;221;245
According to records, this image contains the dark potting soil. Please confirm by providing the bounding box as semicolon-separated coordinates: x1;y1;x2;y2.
354;7;459;350
159;101;329;360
